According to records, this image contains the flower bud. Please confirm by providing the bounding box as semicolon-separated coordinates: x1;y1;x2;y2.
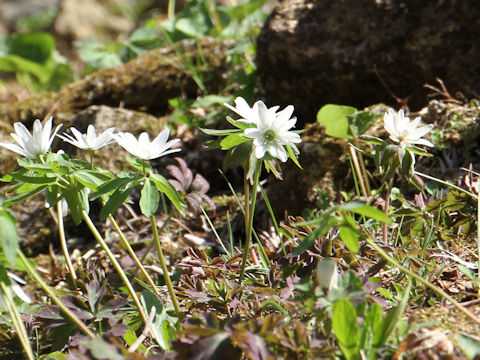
316;259;339;291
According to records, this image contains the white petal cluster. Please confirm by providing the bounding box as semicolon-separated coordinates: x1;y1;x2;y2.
57;125;115;151
113;129;181;160
384;109;433;149
0;117;62;159
243;101;301;162
224;97;279;124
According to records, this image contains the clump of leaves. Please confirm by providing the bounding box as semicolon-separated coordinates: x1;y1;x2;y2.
0;32;74;91
167;157;215;214
33;267;129;352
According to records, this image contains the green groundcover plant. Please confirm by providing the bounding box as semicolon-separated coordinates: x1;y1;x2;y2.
0;96;480;358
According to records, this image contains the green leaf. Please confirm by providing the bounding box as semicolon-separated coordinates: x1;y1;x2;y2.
362;303;383;351
99;186;134;221
401;150;413;175
456;333;480;359
90;175;137;200
377;279;411;346
73;170;111;191
293;216;336;255
45;185;60;208
406;145;433;157
332;298;359;360
39;352;68;360
223;141;251;169
17;158;52;170
0;209;18;267
63;187;90;225
349;111;378;137
220;134;250;150
341;201;392;224
80;337;123;360
286;144;302;169
338;214;359;253
317;104;357;138
10;172;56;184
141;290;175;351
200;128;242;136
225;116;250;129
150;174;184;214
3;185;48;207
126;156;153;172
6;32;55;64
140;179;160;217
379;144;398;168
359;135;386;145
194;95;231;107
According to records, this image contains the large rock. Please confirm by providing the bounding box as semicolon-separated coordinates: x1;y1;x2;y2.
256;0;480;124
0;38;233;126
54;0;133;42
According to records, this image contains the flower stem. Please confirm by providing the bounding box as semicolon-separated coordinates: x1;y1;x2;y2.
57;201;77;284
108;214;160;297
363;233;480;325
150;215;182;319
140;213;173;263
81;210;148;324
0;282;34;360
349;144;369;198
383;176;394;244
17;250;95;338
239;160;261;283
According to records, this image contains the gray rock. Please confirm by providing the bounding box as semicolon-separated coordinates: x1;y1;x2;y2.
256;0;480;124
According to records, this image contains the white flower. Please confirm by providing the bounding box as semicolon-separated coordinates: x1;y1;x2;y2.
316;259;339;292
57;124;115;151
384;109;433;149
224;96;279;124
113;129;181;160
0;117;62;159
8;272;31;303
243;101;301;162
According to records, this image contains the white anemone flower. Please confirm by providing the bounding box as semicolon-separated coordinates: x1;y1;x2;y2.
0;117;62;159
113;129;181;160
57;124;115;151
384;109;433;149
224;97;279;124
244;101;301;162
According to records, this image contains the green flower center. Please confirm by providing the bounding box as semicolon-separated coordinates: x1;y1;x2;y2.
263;129;276;143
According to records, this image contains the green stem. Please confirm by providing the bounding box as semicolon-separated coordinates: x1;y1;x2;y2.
363;234;480;325
81;210;147;324
414;171;478;199
200;206;230;255
150;215;182;319
239;161;261;283
349;145;368;198
17;250;95;338
108;214;160;297
0;282;34;360
57;201;77;284
167;0;176;19
383;176;394;244
259;184;286;256
140;213;173;264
